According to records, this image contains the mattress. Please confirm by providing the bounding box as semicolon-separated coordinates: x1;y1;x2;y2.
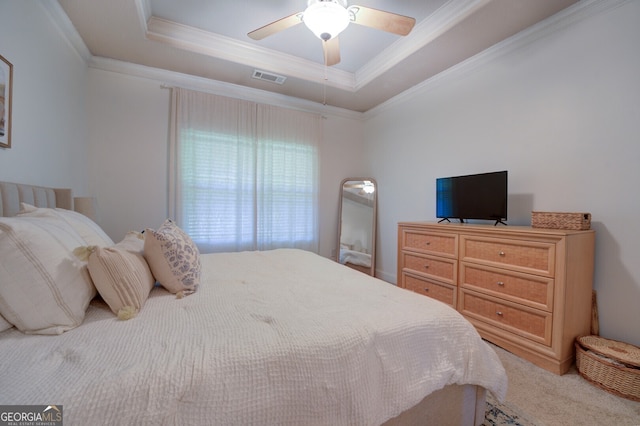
0;248;507;425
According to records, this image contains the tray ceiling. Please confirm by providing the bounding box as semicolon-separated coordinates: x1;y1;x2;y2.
56;0;579;112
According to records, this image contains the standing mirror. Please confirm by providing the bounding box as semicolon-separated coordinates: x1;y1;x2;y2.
337;178;377;276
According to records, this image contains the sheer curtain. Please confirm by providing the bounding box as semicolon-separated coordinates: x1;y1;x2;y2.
169;88;320;253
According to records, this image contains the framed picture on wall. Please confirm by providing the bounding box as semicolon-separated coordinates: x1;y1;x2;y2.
0;54;13;149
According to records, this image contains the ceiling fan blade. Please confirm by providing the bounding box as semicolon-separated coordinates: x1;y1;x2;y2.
247;12;303;40
348;6;416;36
323;36;341;66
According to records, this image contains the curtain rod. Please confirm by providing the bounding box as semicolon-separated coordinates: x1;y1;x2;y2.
159;84;328;119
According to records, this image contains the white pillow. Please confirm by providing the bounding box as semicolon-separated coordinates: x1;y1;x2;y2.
0;216;96;335
144;219;201;295
0;313;13;332
18;203;114;247
87;232;155;316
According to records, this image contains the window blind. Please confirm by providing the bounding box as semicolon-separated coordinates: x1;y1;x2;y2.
169;88;320;253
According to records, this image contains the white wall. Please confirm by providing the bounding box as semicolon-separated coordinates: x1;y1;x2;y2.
86;70;170;239
0;1;89;192
319;113;366;258
365;1;640;346
86;68;366;258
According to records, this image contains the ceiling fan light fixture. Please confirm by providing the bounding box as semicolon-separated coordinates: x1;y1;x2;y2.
362;180;375;194
303;0;350;41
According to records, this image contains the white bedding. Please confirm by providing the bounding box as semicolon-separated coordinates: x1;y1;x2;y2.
0;249;506;425
340;247;372;267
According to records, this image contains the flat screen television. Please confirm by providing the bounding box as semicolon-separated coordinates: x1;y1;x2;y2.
436;170;508;225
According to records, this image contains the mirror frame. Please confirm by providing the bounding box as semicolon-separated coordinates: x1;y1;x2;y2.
336;177;377;276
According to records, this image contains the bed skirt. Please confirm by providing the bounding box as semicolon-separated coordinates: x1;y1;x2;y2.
384;384;486;426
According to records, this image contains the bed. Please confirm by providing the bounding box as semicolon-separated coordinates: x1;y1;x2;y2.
0;181;507;425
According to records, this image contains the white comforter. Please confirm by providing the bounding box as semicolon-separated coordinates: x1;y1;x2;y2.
339;247;372;267
0;249;506;425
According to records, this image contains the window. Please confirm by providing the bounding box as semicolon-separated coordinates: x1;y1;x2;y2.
169;89;320;253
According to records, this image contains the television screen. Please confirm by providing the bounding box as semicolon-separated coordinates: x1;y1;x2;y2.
436;171;507;224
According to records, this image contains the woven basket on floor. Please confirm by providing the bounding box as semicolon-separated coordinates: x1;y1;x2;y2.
575;335;640;401
532;212;591;230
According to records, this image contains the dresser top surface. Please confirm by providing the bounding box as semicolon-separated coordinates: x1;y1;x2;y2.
398;221;594;237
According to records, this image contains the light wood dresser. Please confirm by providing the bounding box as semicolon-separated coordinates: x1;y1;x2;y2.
397;222;595;374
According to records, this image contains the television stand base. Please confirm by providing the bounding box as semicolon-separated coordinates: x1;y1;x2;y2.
438;218;466;223
438;218;507;226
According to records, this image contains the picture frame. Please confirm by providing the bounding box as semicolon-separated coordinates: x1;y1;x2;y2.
0;54;13;149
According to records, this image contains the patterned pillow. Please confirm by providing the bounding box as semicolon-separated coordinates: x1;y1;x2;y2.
87;232;155;317
143;219;201;296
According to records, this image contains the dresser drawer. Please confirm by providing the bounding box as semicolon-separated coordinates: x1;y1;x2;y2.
460;263;554;311
401;229;457;258
401;252;456;284
460;236;555;276
402;273;456;307
459;290;552;346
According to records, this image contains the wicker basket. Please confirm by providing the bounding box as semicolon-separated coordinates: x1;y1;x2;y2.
531;211;591;230
575;335;640;401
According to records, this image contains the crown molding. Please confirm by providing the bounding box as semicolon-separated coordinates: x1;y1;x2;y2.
364;0;631;119
135;0;152;34
39;1;92;63
135;0;353;89
355;0;491;90
38;0;363;120
138;1;493;93
88;57;364;121
42;0;627;119
145;16;356;92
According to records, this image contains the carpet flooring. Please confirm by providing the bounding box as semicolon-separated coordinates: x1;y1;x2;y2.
486;342;640;426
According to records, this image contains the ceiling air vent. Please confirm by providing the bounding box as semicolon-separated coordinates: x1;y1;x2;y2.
252;70;287;85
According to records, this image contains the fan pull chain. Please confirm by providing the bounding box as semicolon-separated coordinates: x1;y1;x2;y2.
322;64;328;106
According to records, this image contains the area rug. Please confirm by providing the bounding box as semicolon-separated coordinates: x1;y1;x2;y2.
484;398;539;426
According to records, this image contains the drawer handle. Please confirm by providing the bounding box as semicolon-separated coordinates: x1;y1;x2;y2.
497;281;505;286
424;288;429;292
496;311;504;316
425;241;431;246
499;251;506;257
424;264;430;269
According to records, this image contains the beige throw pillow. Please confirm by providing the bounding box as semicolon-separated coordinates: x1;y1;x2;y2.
87;232;155;316
0;313;13;333
143;219;201;295
0;216;96;335
18;203;114;247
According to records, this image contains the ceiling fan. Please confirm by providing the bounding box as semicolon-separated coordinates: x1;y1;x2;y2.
247;0;416;66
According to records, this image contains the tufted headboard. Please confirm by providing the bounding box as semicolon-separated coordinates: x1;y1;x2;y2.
0;181;72;217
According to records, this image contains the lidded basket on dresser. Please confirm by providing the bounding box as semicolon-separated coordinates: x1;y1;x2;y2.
531;211;591;230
